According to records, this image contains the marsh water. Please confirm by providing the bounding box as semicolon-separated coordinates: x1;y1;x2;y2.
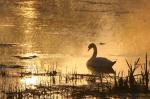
0;0;150;98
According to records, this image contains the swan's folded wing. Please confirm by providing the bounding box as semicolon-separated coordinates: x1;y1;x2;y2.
92;57;113;67
89;57;115;73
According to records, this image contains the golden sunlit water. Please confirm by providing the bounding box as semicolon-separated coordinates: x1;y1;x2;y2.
0;0;150;98
21;76;39;85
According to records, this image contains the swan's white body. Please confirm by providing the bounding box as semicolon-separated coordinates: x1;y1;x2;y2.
87;43;116;74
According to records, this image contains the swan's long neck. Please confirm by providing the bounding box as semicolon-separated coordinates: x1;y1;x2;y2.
91;46;97;59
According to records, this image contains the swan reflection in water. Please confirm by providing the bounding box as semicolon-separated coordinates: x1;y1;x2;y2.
87;43;116;74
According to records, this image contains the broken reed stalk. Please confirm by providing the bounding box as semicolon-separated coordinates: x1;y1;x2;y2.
125;58;140;89
145;53;149;90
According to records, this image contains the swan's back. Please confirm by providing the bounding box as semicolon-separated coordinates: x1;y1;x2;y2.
87;57;116;74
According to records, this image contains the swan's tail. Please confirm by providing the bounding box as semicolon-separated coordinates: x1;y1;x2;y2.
109;61;116;74
112;61;116;66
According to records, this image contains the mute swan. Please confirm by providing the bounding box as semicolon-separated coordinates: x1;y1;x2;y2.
87;43;116;74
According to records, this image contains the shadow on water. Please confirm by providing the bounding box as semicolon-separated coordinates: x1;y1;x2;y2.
0;44;17;47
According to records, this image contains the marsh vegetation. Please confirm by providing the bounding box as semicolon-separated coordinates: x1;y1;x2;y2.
0;54;149;99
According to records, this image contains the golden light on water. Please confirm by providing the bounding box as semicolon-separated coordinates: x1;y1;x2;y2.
21;76;39;89
17;1;38;19
20;52;37;57
16;0;38;45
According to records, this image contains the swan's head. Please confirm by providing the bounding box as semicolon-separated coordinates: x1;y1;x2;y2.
88;43;96;51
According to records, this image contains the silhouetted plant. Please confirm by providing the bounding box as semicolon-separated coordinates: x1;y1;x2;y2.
118;77;123;88
114;71;118;88
125;58;140;89
145;53;149;90
141;53;149;90
124;77;129;89
0;70;8;77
